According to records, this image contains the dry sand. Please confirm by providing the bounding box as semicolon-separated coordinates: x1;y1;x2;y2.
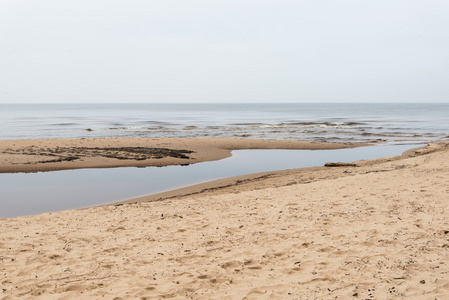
1;139;449;299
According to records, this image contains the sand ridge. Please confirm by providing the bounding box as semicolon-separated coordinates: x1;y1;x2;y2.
1;141;449;299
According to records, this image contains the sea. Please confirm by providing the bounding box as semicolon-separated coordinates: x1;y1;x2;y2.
0;103;448;144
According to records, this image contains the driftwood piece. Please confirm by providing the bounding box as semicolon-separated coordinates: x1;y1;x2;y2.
324;162;357;167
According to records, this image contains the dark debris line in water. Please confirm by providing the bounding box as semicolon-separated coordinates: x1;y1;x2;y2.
3;146;195;163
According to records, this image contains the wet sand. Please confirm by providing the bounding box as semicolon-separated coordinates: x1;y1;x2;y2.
1;139;449;299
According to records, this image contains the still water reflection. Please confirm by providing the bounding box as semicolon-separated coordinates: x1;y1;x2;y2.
0;144;420;218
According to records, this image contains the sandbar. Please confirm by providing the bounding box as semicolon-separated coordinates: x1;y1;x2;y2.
0;137;365;173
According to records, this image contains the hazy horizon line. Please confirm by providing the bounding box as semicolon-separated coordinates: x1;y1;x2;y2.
1;101;448;105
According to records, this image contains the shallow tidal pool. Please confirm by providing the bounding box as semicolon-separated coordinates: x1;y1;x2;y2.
0;144;421;218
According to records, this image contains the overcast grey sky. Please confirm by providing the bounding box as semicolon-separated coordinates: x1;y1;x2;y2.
1;0;448;103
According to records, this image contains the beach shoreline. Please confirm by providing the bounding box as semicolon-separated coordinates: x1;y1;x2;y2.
113;141;433;206
1;139;448;299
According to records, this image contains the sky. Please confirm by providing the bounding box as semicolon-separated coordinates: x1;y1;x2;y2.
0;0;448;104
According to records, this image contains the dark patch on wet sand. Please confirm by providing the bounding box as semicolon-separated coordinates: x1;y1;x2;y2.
3;146;194;164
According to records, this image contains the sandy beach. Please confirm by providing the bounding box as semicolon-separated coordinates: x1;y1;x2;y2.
1;138;449;299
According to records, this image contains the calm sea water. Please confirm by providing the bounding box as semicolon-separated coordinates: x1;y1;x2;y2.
0;103;448;144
